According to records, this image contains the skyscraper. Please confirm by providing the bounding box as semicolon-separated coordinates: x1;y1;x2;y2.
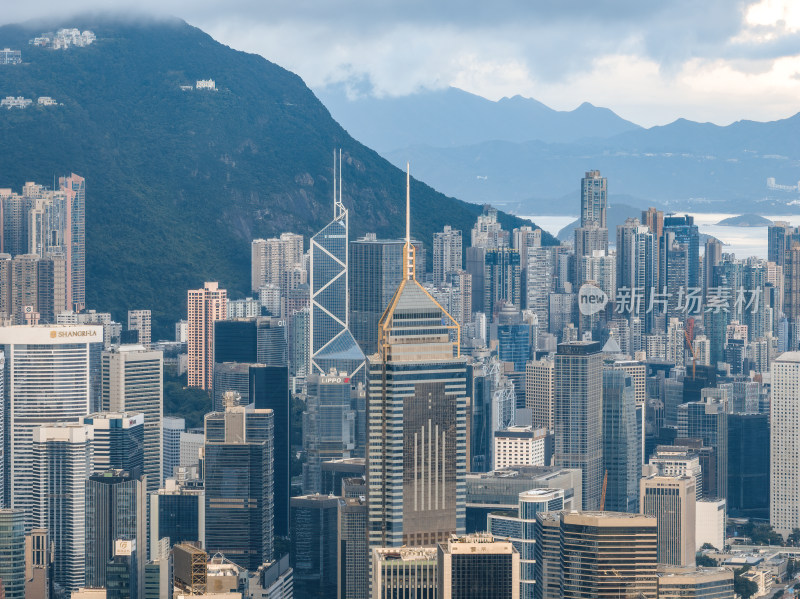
82;411;145;479
434;225;463;285
250;364;290;538
101;345;163;496
149;478;205;552
554;341;603;510
290;494;340;598
558;512;658;599
437;533;520;599
338;495;368;599
616;218;656;334
602;369;640;513
30;423;94;592
187;282;227;390
309;152;366;382
580;170;607;229
60;174;85;311
662;215;700;290
483;248;522;317
367;169;467;549
0;508;25;599
0;324;99;513
771;351;800;536
640;475;696;566
84;470;146;591
204;404;274;570
678;389;728;501
728;412;769;520
161;416;184;482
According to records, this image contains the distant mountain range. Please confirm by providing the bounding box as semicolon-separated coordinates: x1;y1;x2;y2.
318;86;800;216
0;18;549;336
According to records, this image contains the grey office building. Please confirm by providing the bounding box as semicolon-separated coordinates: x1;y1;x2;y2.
554;341;603;510
602;369;640;513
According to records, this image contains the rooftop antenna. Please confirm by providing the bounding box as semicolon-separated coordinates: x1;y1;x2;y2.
404;163;415;280
334;148;345;220
333;149;337;219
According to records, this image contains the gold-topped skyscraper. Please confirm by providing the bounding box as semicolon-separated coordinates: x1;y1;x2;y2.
367;166;467;550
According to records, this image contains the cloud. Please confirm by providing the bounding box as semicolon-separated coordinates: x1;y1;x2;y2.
2;0;800;125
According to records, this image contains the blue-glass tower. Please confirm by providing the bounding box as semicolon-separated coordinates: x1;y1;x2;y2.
309;151;366;383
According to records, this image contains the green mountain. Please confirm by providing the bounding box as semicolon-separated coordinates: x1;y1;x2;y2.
0;17;553;338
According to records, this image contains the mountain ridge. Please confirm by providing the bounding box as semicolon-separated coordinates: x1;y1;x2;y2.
0;16;552;337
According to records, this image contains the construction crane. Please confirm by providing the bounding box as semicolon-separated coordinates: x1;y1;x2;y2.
600;470;608;511
684;317;698;380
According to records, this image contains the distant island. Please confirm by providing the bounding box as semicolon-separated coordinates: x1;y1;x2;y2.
715;214;773;227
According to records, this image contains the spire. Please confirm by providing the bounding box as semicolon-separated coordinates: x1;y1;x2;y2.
334;149;345;220
404;163;415;280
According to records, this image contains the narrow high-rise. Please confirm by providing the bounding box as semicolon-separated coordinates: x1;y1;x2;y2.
554;341;603;510
433;225;462;285
309;151;366;381
771;352;800;536
367;167;467;550
187;282;227;390
101;345;163;496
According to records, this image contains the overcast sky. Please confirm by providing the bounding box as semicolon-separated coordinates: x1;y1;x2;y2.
5;0;800;127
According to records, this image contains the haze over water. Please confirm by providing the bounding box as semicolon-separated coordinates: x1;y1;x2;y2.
526;213;800;260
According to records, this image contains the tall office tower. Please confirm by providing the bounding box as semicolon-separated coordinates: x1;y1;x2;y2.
677;390;728;500
24;528;53;599
127;310;151;347
557;512;658;598
367;173;467;550
472;206;509;249
640;475;696;566
437;533;520;599
466;246;487;314
703;238;722;295
526;358;554;429
650;446;703;499
727;413;769;520
290;494;340;598
213;316;288;368
526;247;553;331
162;416;184;482
350;236;424;355
102;345;163;496
574;224;608;259
554;341;603;510
211;361;251;412
533;512;562;599
487;489;564;599
785;243;800;349
59;174;86;310
302;372;356;494
250;364;290;538
616;218;656;332
656;566;734;598
372;547;438;598
662;215;700;290
580;170;607;228
30;423;93;592
483;248;521;319
768;221;792;266
602;369;640;513
0;325;98;511
82;412;145;478
250;233;305;294
84;470;146;591
149;478;205;552
309;156;366;382
36;255;67;324
496;305;532;372
434;226;462;285
642;207;664;241
0;508;25;599
187;281;227;390
771;352;800;536
204;404;274;570
338;495;368;599
661;233;689;321
289;306;310;376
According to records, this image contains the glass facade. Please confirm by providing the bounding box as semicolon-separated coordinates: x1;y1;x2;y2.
602;370;641;513
0;509;25;598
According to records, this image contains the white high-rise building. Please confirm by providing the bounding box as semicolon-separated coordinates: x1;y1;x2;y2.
771;352;800;536
127;310;152;346
31;423;93;592
0;324;100;513
162;416;184;482
526;358;554;430
433;225;462;285
102;345;163;496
